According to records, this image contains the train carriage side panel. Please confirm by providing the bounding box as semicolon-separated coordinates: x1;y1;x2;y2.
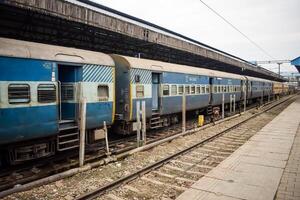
0;56;58;145
211;77;242;106
160;72;210;115
130;68;152;121
82;64;115;130
112;55;152;123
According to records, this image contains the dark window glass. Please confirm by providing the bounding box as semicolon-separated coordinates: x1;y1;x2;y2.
8;84;30;104
38;84;56;103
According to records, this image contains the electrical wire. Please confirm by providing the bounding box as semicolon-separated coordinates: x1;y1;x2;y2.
198;0;274;59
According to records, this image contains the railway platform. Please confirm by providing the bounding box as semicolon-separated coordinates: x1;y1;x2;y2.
177;97;300;200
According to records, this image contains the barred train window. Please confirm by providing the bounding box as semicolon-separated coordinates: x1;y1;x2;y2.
191;85;195;94
61;84;74;101
38;84;56;103
171;85;177;95
185;85;190;94
98;85;109;101
178;85;184;95
196;86;201;94
214;86;218;93
163;85;170;96
8;84;30;104
136;85;144;98
201;86;205;94
206;86;209;93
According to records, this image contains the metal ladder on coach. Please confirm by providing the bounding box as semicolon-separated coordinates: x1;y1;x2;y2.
57;120;79;151
206;104;213;115
150;112;163;129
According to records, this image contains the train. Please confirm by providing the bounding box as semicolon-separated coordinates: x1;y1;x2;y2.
0;38;294;165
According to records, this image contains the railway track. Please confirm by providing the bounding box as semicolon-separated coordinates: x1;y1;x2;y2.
75;95;297;200
0;120;197;192
0;96;294;199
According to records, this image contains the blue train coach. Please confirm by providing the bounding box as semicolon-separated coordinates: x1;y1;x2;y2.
112;55;247;134
0;38;115;164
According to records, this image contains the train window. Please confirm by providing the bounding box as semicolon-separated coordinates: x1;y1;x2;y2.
8;84;30;104
98;85;109;100
191;85;196;94
196;86;201;94
213;86;218;93
185;85;190;94
163;85;170;96
136;85;144;98
178;85;184;95
38;84;56;103
171;85;177;95
201;86;205;94
206;86;210;93
61;84;74;101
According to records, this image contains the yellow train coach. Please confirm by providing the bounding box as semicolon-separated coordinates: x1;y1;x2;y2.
273;81;283;96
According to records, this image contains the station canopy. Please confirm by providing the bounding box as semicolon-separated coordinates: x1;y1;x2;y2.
291;57;300;73
0;0;285;81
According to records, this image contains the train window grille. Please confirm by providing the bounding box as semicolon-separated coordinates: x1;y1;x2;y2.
136;85;144;98
213;86;217;93
163;85;170;96
206;86;210;94
185;85;190;94
98;85;109;101
178;85;183;95
196;86;201;94
8;84;30;104
171;85;177;96
38;84;56;103
201;86;205;94
191;85;196;94
61;84;74;101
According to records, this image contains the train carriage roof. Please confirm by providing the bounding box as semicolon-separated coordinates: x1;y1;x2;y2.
112;55;246;80
0;38;114;66
246;76;273;83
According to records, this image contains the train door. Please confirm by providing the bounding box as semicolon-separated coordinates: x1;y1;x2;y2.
209;77;213;104
241;79;244;100
152;73;160;111
58;64;81;121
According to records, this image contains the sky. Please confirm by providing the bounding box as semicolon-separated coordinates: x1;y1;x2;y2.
92;0;300;75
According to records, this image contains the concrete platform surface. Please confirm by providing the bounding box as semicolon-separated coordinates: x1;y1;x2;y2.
177;98;300;200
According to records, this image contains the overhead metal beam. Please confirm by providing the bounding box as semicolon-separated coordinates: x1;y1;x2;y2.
0;0;286;82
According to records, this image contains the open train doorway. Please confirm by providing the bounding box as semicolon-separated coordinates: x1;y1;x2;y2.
58;64;81;121
152;73;160;111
